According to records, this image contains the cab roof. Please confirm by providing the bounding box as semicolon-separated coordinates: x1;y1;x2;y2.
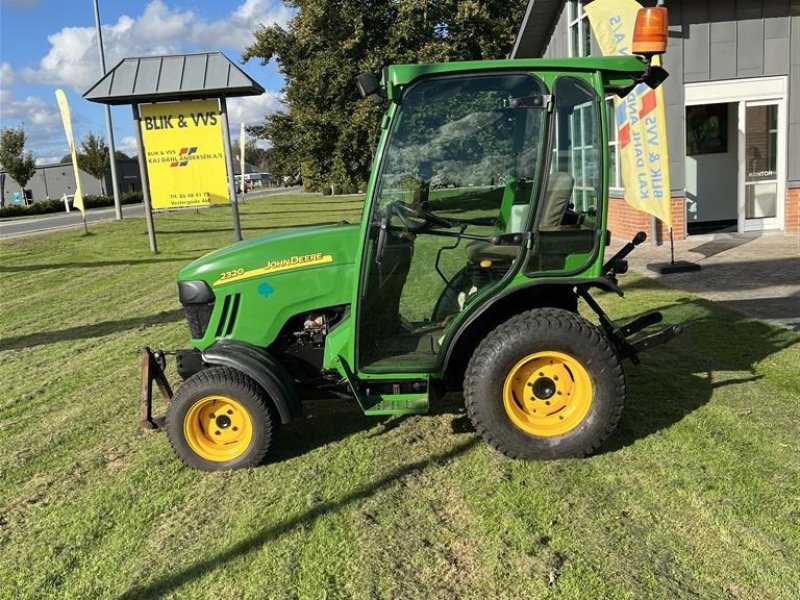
383;56;648;100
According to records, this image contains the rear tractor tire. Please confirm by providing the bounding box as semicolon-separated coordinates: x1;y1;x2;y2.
166;367;275;471
464;308;625;459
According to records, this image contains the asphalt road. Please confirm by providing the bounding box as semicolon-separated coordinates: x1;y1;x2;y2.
0;187;298;239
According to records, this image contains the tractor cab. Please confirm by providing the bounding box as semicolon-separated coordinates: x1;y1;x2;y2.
357;64;611;373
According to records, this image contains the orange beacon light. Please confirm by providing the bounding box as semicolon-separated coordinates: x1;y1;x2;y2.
632;6;668;56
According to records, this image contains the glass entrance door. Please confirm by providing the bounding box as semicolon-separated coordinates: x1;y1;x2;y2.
742;101;780;231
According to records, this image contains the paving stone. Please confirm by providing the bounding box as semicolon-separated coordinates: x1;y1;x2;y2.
611;232;800;331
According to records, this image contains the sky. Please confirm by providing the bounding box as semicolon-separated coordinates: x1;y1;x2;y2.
0;0;290;164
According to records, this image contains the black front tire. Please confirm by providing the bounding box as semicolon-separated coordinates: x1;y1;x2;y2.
464;308;625;459
166;367;275;471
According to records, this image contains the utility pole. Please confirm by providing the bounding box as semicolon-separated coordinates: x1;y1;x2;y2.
93;0;122;220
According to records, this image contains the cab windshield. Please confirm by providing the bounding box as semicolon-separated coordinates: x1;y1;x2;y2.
373;73;548;235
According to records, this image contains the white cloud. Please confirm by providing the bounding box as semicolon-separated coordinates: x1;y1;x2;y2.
0;89;60;128
193;0;292;51
35;154;65;166
22;0;291;92
117;135;139;156
0;63;75;163
226;91;283;133
1;0;40;7
0;62;14;87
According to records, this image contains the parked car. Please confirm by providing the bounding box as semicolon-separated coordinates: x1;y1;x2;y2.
282;173;302;187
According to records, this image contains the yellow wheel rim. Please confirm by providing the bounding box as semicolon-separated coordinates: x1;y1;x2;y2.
183;396;254;462
503;350;593;437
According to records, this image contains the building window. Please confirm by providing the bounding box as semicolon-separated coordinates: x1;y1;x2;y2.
606;97;622;190
767;107;778;173
568;1;591;57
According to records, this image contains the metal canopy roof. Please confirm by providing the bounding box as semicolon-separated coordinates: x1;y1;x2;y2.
83;52;265;105
511;0;565;58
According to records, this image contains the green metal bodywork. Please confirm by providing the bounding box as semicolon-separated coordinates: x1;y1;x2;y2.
176;56;651;414
178;223;359;350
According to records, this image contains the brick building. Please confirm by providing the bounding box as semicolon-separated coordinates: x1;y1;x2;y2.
513;0;799;240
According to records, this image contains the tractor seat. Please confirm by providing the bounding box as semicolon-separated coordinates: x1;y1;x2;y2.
466;239;520;262
467;172;575;263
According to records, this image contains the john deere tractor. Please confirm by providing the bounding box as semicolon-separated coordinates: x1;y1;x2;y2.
140;8;681;470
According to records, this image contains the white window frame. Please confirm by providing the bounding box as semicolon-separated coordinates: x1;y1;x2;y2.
570;101;595;212
567;1;591;58
606;96;623;191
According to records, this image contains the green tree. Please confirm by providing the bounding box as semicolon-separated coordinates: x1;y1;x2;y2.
243;0;527;193
77;133;110;195
234;138;273;173
0;127;37;208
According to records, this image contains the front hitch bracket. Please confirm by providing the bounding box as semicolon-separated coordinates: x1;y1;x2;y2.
139;347;173;429
577;288;682;364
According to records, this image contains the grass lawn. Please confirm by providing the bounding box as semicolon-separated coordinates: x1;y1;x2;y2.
1;193;798;600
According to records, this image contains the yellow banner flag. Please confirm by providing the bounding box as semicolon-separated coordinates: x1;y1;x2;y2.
54;89;85;216
585;0;672;227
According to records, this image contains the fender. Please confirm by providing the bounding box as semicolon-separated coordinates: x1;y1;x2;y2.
441;277;620;381
202;339;300;424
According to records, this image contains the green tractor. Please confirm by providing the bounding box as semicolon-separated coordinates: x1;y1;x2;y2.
141;35;681;470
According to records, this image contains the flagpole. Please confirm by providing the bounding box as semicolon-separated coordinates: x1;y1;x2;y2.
669;227;675;265
240;121;246;195
93;0;122;220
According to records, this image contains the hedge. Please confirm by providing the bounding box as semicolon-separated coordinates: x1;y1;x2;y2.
0;193;143;219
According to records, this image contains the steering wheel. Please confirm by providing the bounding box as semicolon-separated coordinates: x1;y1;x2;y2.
388;201;455;231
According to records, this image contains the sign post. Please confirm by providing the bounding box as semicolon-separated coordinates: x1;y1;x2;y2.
219;97;243;241
132;103;158;253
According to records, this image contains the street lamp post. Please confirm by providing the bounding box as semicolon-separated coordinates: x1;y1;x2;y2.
92;0;122;220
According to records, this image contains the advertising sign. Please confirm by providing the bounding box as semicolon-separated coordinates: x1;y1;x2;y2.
140;99;230;209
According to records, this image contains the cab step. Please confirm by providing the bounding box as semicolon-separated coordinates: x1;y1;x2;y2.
338;356;431;416
363;393;429;415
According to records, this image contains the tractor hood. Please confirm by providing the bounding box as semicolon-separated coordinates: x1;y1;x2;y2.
179;222;360;290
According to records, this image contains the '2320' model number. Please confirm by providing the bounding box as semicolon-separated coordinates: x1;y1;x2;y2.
219;268;245;281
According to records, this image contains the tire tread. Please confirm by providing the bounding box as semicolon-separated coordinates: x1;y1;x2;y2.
463;307;625;459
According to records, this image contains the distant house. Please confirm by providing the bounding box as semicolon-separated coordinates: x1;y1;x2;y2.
233;160;274;188
1;158;142;205
513;0;799;239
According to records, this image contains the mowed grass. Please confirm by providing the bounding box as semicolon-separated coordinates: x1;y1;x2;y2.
1;193;799;600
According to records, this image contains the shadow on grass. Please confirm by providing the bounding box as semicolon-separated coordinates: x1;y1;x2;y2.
239;207;362;217
0;309;184;351
116;438;479;600
601;296;798;453
261;200;364;209
269;395;384;462
270;392;467;462
0;257;189;272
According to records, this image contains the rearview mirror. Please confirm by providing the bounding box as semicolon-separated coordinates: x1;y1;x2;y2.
356;73;386;103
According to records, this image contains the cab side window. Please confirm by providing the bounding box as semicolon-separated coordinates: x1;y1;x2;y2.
528;76;602;273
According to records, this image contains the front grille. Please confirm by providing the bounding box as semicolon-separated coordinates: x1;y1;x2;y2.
184;303;214;339
214;293;241;337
